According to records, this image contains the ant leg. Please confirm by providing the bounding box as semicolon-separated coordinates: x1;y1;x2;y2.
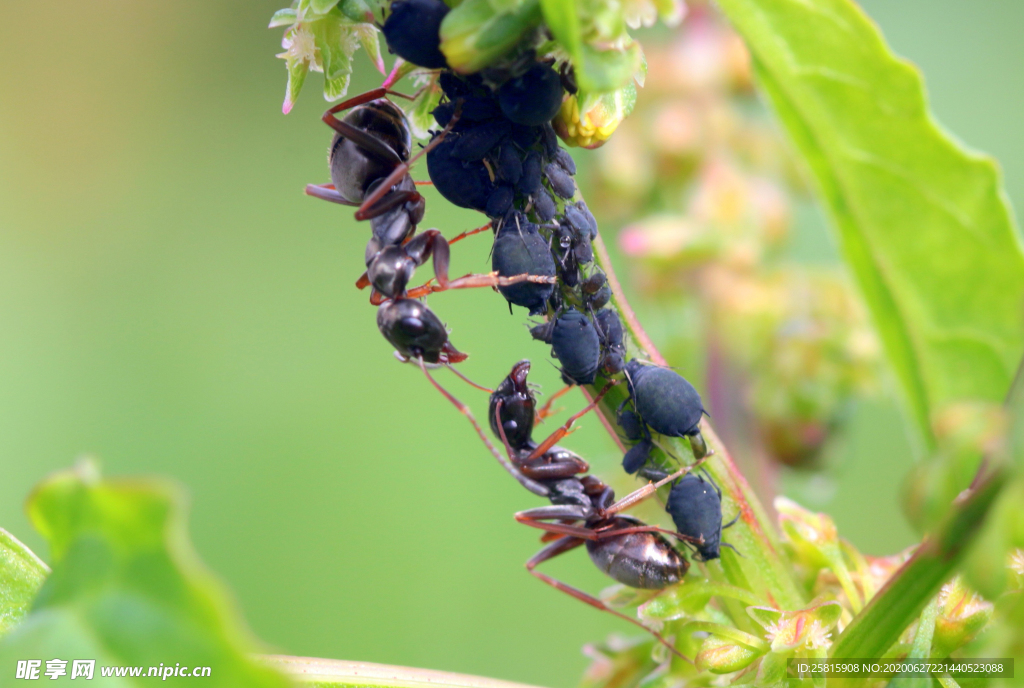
516;511;704;546
524;381;619;461
357;102;463;219
448;222;492;245
404;272;557;299
444;364;493;393
414;180;434;187
602;457;711;517
305;183;359;206
421;365;549;497
526;537;689;662
722;514;740;529
322;90;405;166
355;272;372;290
535;384;574;423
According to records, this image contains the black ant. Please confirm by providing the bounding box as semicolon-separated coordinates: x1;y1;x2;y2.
305;89;555;305
422;359;705;660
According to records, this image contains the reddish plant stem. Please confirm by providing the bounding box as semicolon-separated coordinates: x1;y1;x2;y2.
591;233;804;610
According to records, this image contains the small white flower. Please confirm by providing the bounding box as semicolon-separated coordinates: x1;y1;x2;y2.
1008;549;1024;577
804;620;833;650
763;619;785;644
279;25;319;69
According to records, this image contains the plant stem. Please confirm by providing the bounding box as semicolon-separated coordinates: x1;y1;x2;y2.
588;233;805;612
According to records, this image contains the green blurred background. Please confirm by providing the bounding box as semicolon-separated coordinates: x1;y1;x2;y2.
0;1;1021;686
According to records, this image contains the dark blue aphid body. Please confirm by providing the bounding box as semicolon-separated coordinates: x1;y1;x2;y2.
624;360;705;439
381;0;449;69
426;134;495;212
497;63;564;126
665;473;723;561
492;216;556;314
532;308;601;385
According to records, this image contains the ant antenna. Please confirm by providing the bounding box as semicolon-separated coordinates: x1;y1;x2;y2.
444;364;493;393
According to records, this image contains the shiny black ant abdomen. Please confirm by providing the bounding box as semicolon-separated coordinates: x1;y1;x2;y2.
376;298;466;365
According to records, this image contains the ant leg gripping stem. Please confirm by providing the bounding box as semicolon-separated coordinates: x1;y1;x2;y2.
403;272;557;299
525;537;690;662
525;381;618;461
604;456;710;517
305;183;359;206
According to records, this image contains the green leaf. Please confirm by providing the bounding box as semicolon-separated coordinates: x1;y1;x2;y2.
355;25;386;75
0;462;290;687
716;0;1024;450
283;54;310;115
0;529;48;638
264;656;549;688
338;0;374;22
310;0;341;15
639;580;764;622
831;467;1007;663
405;74;443;140
577;42;640;93
539;0;582;64
269;8;299;28
310;11;357;82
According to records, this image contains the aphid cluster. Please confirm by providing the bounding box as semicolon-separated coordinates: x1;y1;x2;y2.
305;0;735;652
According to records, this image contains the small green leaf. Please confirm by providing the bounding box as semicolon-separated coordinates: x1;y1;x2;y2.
283;54;310;114
269;8;299;28
577;41;640;93
695;635;764;674
339;0;374;22
355;25;386;75
539;0;582;63
639;580;764;622
310;0;342;15
0;462;290;687
0;529;49;638
310;11;357;82
405;74;443;140
716;0;1024;450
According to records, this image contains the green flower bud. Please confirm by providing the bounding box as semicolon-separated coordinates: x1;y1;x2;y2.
695;635;762;674
439;0;541;73
932;577;994;657
748;602;842;653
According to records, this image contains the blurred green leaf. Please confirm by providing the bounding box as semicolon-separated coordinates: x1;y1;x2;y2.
282;52;311;115
539;0;582;63
405;74;443;139
577;42;640;93
269;8;299;28
716;0;1024;450
265;656;548;688
311;0;342;14
831;467;1007;664
440;0;541;73
355;25;386;75
0;529;48;638
310;10;357;83
0;462;291;687
339;0;374;22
